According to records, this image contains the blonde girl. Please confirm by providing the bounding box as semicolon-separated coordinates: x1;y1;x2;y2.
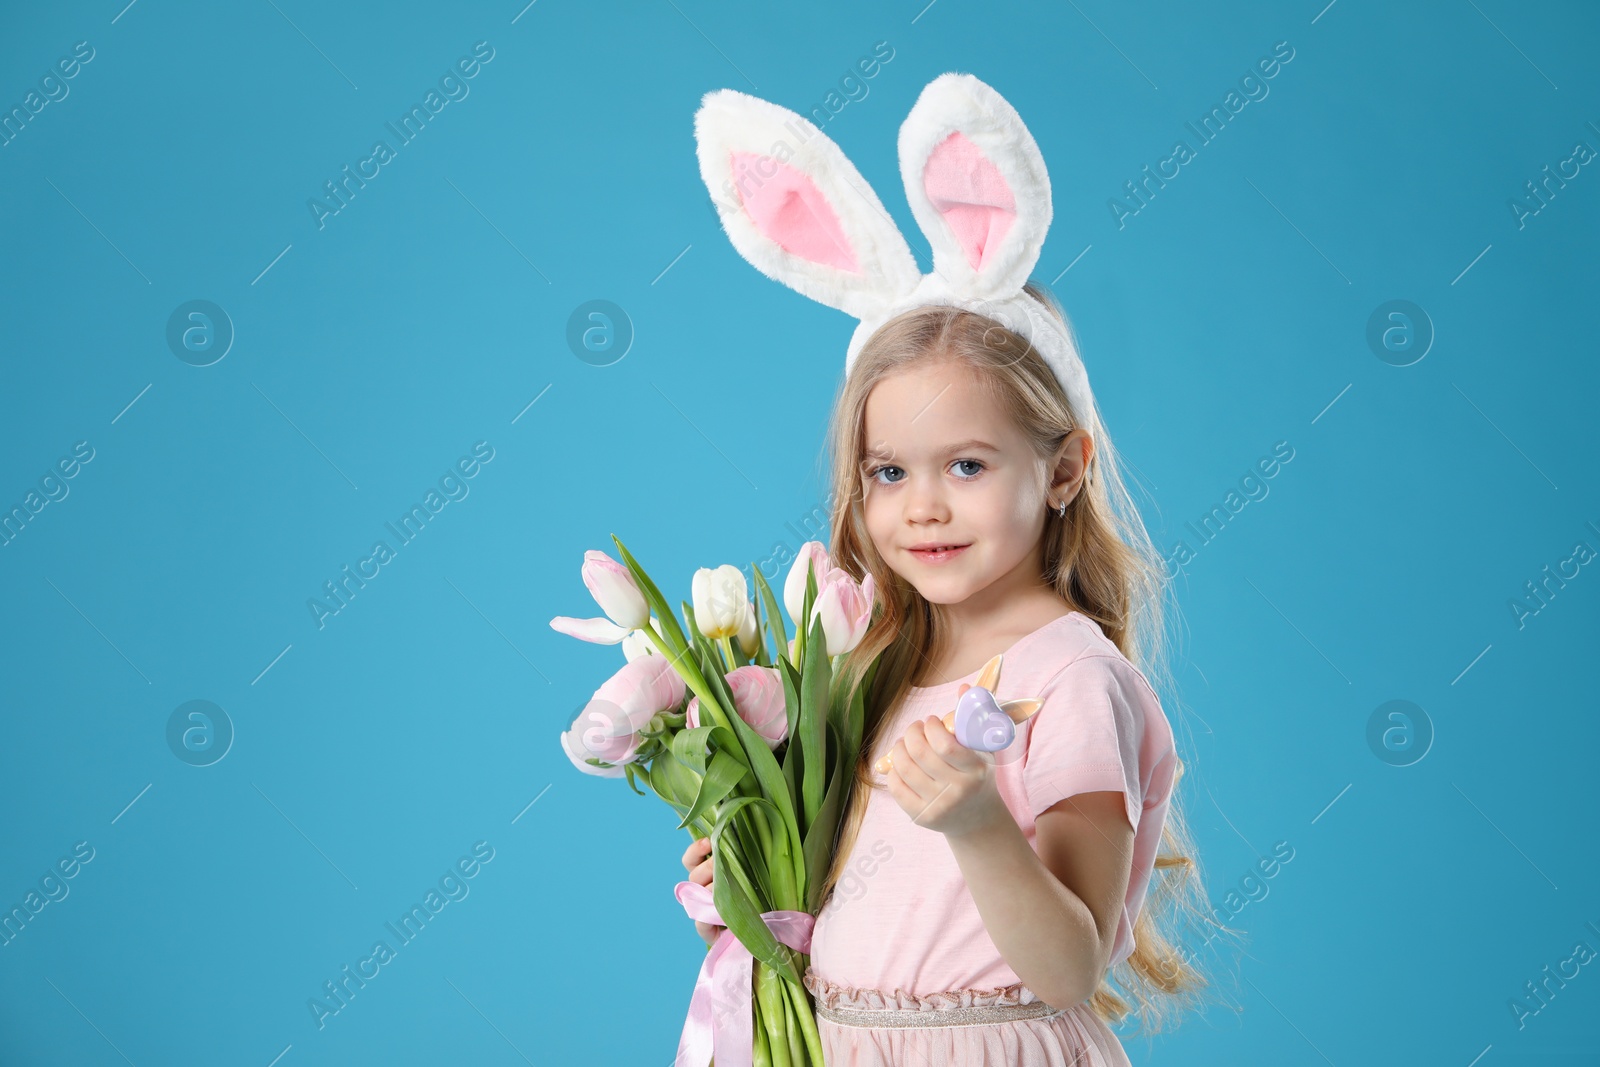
686;71;1235;1065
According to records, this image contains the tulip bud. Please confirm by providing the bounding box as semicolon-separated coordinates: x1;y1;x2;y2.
736;598;759;657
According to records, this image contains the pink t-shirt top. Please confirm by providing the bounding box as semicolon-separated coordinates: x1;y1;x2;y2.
808;610;1179;997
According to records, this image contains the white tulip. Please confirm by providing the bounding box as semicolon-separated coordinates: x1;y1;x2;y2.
692;564;749;641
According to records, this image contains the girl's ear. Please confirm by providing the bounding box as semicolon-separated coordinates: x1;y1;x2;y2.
694;88;922;321
897;73;1051;302
1049;429;1095;502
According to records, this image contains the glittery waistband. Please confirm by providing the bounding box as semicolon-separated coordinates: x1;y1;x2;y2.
814;998;1065;1029
803;970;1066;1030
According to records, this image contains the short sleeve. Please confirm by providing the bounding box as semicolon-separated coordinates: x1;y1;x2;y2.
1020;650;1178;969
1021;653;1150;831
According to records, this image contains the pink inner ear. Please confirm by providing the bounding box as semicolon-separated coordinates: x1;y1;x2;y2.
729;151;859;273
923;130;1016;273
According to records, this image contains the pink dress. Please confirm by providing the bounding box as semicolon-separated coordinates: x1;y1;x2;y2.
802;611;1179;1066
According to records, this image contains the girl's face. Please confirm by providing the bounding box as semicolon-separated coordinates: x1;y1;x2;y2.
859;357;1052;608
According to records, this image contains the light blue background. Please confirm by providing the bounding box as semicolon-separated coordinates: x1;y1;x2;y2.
2;1;1596;1064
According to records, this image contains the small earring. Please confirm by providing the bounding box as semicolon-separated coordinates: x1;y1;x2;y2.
1055;498;1066;518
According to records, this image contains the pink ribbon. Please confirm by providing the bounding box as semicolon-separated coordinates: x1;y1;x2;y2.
673;879;815;1067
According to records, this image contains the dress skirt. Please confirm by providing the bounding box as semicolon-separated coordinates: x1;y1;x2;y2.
803;969;1132;1067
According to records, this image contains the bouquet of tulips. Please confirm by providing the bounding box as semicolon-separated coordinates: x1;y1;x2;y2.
550;536;878;1067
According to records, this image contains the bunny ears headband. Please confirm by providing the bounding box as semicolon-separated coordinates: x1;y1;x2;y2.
693;72;1100;441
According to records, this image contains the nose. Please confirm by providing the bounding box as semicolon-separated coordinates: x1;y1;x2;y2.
904;470;950;525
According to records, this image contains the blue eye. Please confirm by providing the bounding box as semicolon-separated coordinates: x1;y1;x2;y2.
951;459;984;479
869;465;905;485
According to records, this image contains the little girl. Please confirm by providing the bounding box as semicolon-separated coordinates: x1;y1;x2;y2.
688;289;1211;1065
687;70;1217;1065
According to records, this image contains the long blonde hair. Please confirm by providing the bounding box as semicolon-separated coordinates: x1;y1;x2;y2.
814;281;1236;1034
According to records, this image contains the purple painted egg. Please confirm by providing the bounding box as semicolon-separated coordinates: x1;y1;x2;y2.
954;685;1015;751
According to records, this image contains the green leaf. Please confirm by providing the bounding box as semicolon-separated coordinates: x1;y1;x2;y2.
647;747;702;809
712;796;805;985
698;644;807;910
779;662;802;813
779;657;803;749
752;565;788;660
748;567;774;667
799;609;832;833
675;601;808;913
679;749;746;830
620;761;647;797
802;720;849;912
792;561;819;666
671;725;716;777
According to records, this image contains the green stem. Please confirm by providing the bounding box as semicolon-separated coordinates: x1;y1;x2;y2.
748;800;774;879
783;972;826;1066
754;962;793;1067
751;991;773;1067
645;627;740;745
718;634;738;672
717;830;764;915
763;804;800;913
780;975;805;1066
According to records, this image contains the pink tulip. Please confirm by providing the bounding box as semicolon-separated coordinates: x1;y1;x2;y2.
550;549;649;645
560;654;687;777
813;570;876;656
686;665;788;749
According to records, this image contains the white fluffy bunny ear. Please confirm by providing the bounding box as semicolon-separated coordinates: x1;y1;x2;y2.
695;88;921;321
898;73;1051;301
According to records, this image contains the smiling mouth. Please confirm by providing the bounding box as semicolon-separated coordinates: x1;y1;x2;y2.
906;543;970;563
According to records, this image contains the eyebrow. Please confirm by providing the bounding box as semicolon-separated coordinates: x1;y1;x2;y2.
862;438;1002;462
